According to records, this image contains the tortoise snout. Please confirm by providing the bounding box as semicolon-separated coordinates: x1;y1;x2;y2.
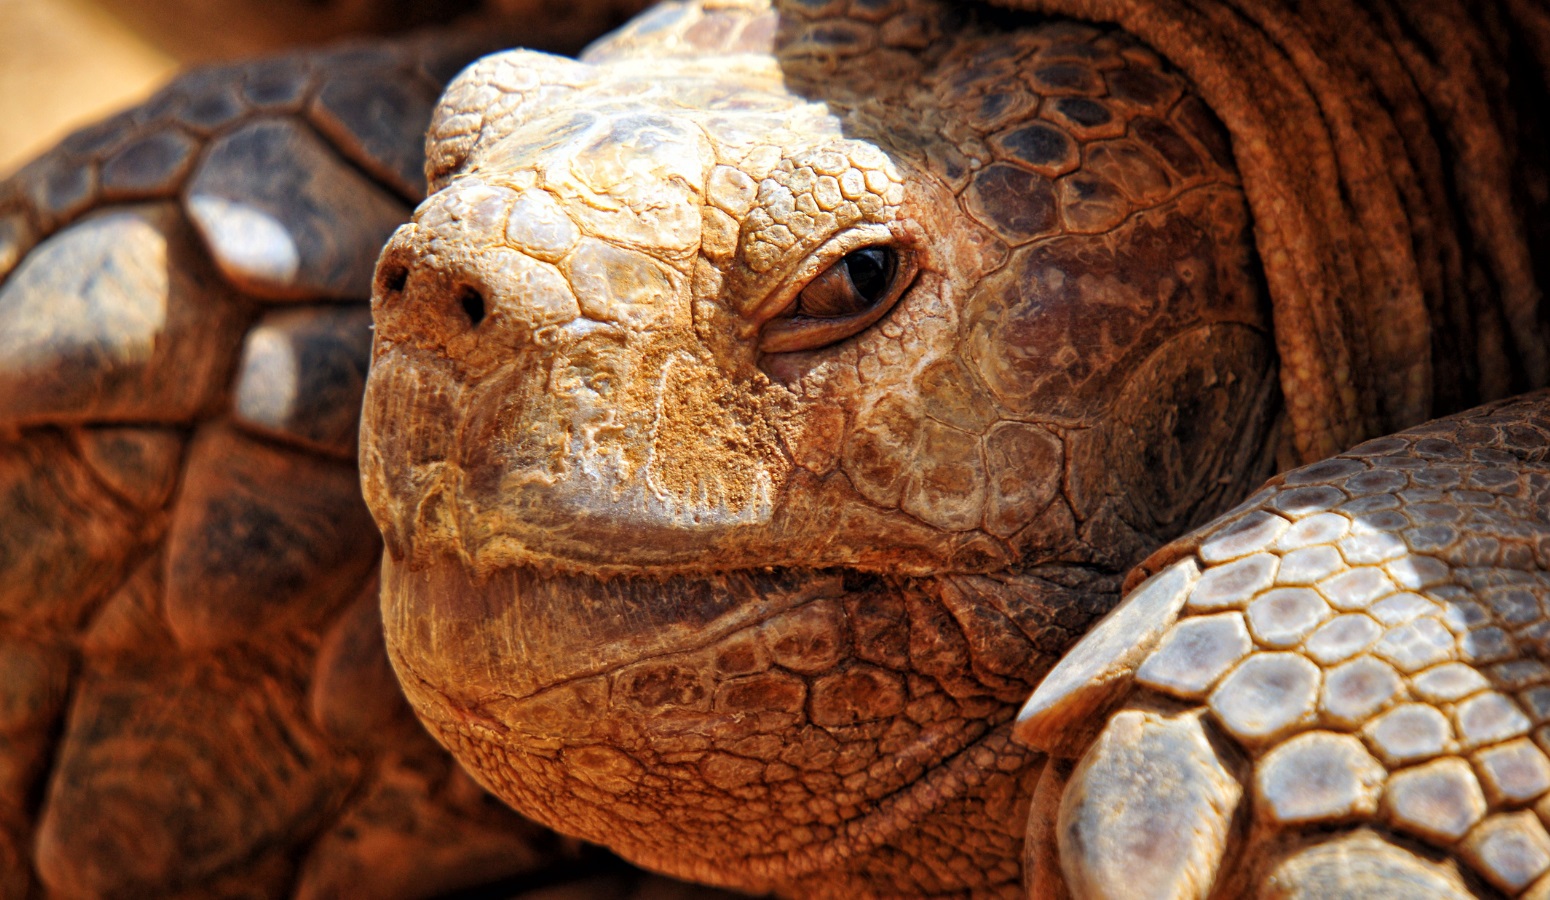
371;221;584;361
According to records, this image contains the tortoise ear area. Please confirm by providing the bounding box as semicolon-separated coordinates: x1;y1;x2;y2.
423;48;596;192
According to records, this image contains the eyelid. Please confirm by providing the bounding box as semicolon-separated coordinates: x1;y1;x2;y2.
758;244;918;353
740;224;900;332
759;292;906;352
797;255;880;318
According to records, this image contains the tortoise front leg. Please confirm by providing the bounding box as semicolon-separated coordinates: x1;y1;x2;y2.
1020;390;1550;898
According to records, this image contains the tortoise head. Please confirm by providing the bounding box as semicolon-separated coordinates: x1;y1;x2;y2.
360;1;1276;893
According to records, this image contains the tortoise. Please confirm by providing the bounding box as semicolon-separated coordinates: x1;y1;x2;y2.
3;0;1550;897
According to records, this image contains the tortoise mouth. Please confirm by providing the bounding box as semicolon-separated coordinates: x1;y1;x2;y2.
381;553;852;705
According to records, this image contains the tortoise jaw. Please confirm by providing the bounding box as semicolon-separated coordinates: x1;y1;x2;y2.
378;550;1054;890
381;553;848;707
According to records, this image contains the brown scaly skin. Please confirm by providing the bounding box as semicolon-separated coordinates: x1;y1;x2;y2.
366;0;1550;897
365;2;1279;896
2;0;1548;897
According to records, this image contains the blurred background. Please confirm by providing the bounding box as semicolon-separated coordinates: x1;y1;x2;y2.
0;0;486;175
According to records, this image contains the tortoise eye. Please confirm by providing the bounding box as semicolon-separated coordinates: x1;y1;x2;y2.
795;247;896;318
761;245;911;353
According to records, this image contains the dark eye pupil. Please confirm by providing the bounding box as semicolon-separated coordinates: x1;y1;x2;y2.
843;247;892;302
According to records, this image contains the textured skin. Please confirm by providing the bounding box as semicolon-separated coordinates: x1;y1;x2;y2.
361;0;1550;898
0;21;723;900
365;2;1277;897
3;0;1549;897
1020;391;1550;897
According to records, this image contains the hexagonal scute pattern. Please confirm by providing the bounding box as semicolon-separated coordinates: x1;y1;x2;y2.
896;20;1237;248
1087;392;1550;895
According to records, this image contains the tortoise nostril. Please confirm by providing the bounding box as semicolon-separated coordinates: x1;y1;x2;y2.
382;265;408;294
458;286;487;328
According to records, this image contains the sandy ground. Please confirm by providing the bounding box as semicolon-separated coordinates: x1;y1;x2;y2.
0;0;178;176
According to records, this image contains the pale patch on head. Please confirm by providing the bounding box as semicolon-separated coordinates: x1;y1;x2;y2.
646;351;788;524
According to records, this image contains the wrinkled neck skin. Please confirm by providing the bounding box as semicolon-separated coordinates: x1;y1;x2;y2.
360;1;1280;896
